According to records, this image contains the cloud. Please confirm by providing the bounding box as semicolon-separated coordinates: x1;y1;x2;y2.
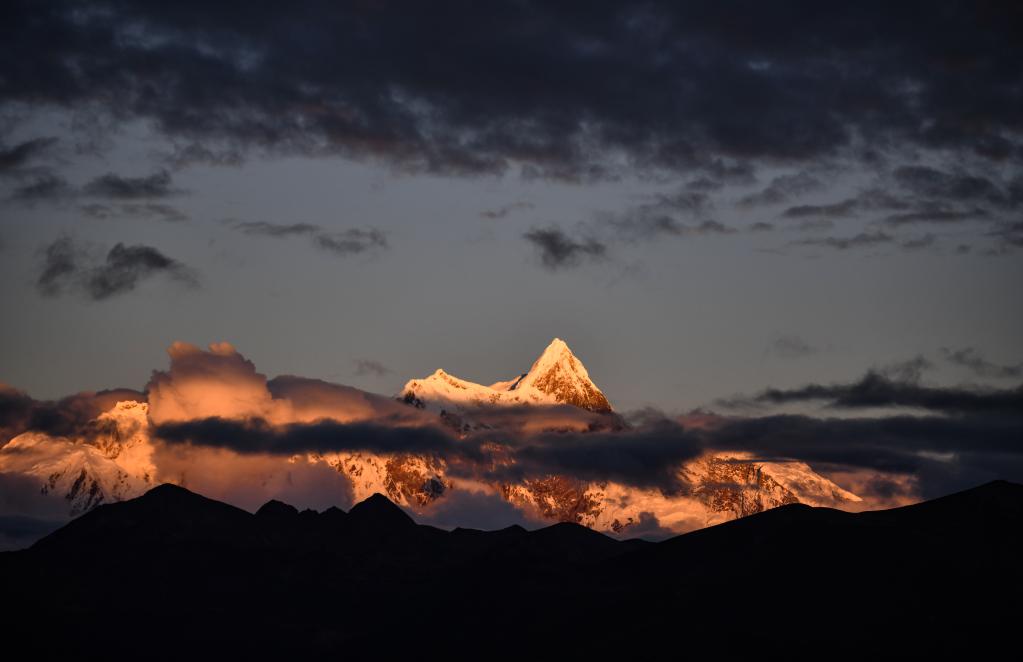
86;243;197;299
783;198;860;220
155;416;472;460
985;221;1023;253
3;2;1020;182
353;359;391;378
523;227;607;270
699;411;1023;498
941;347;1022;380
147;341;286;425
767;335;816;359
900;234;936;250
893;165;1011;207
82;170;182;199
36;237;197;300
315;229;388;255
884;206;990;226
735;372;1022;415
7;172;73;203
234;221;320;237
36;236;80;296
877;355;933;384
412;484;537;531
0;383;144;445
480;202;533;220
147;342;427;427
749;222;774;232
231;221;388;257
738;172;822;207
0;137;58;175
791;231;894;250
152;444;355;513
0;473;69;550
616;511;675;541
161;142;244;170
80;202;188;222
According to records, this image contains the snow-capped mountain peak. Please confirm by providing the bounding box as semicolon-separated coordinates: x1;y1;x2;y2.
400;338;612;413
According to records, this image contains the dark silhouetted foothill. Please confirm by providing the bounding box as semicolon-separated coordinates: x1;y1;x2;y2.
3;481;1020;659
255;499;299;519
347;492;416;529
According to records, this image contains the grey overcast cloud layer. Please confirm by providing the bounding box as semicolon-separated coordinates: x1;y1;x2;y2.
0;0;1020;417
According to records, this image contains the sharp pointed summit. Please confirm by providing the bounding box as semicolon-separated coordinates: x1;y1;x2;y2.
507;338;612;413
399;338;612;414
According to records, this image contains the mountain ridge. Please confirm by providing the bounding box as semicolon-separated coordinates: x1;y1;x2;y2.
4;480;1019;656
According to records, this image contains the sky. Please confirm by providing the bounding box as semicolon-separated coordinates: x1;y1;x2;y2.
1;1;1021;412
0;3;1022;540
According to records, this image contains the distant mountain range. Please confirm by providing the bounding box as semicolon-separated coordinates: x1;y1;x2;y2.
0;339;862;539
2;480;1019;656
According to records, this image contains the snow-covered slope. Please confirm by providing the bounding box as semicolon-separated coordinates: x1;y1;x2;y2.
503;452;861;535
0;401;156;515
401;338;612;414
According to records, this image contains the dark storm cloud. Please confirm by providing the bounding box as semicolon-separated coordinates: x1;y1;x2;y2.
2;1;1021;178
749;222;774;232
353;359;392;378
791;231;894;250
82;170;181;199
488;423;703;490
941;347;1022;380
80;202;188;222
0;137;58;174
740;372;1022;415
523;227;607;270
155;415;704;491
36;237;197;300
701;412;1023;494
155;417;475;460
150;399;1023;498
